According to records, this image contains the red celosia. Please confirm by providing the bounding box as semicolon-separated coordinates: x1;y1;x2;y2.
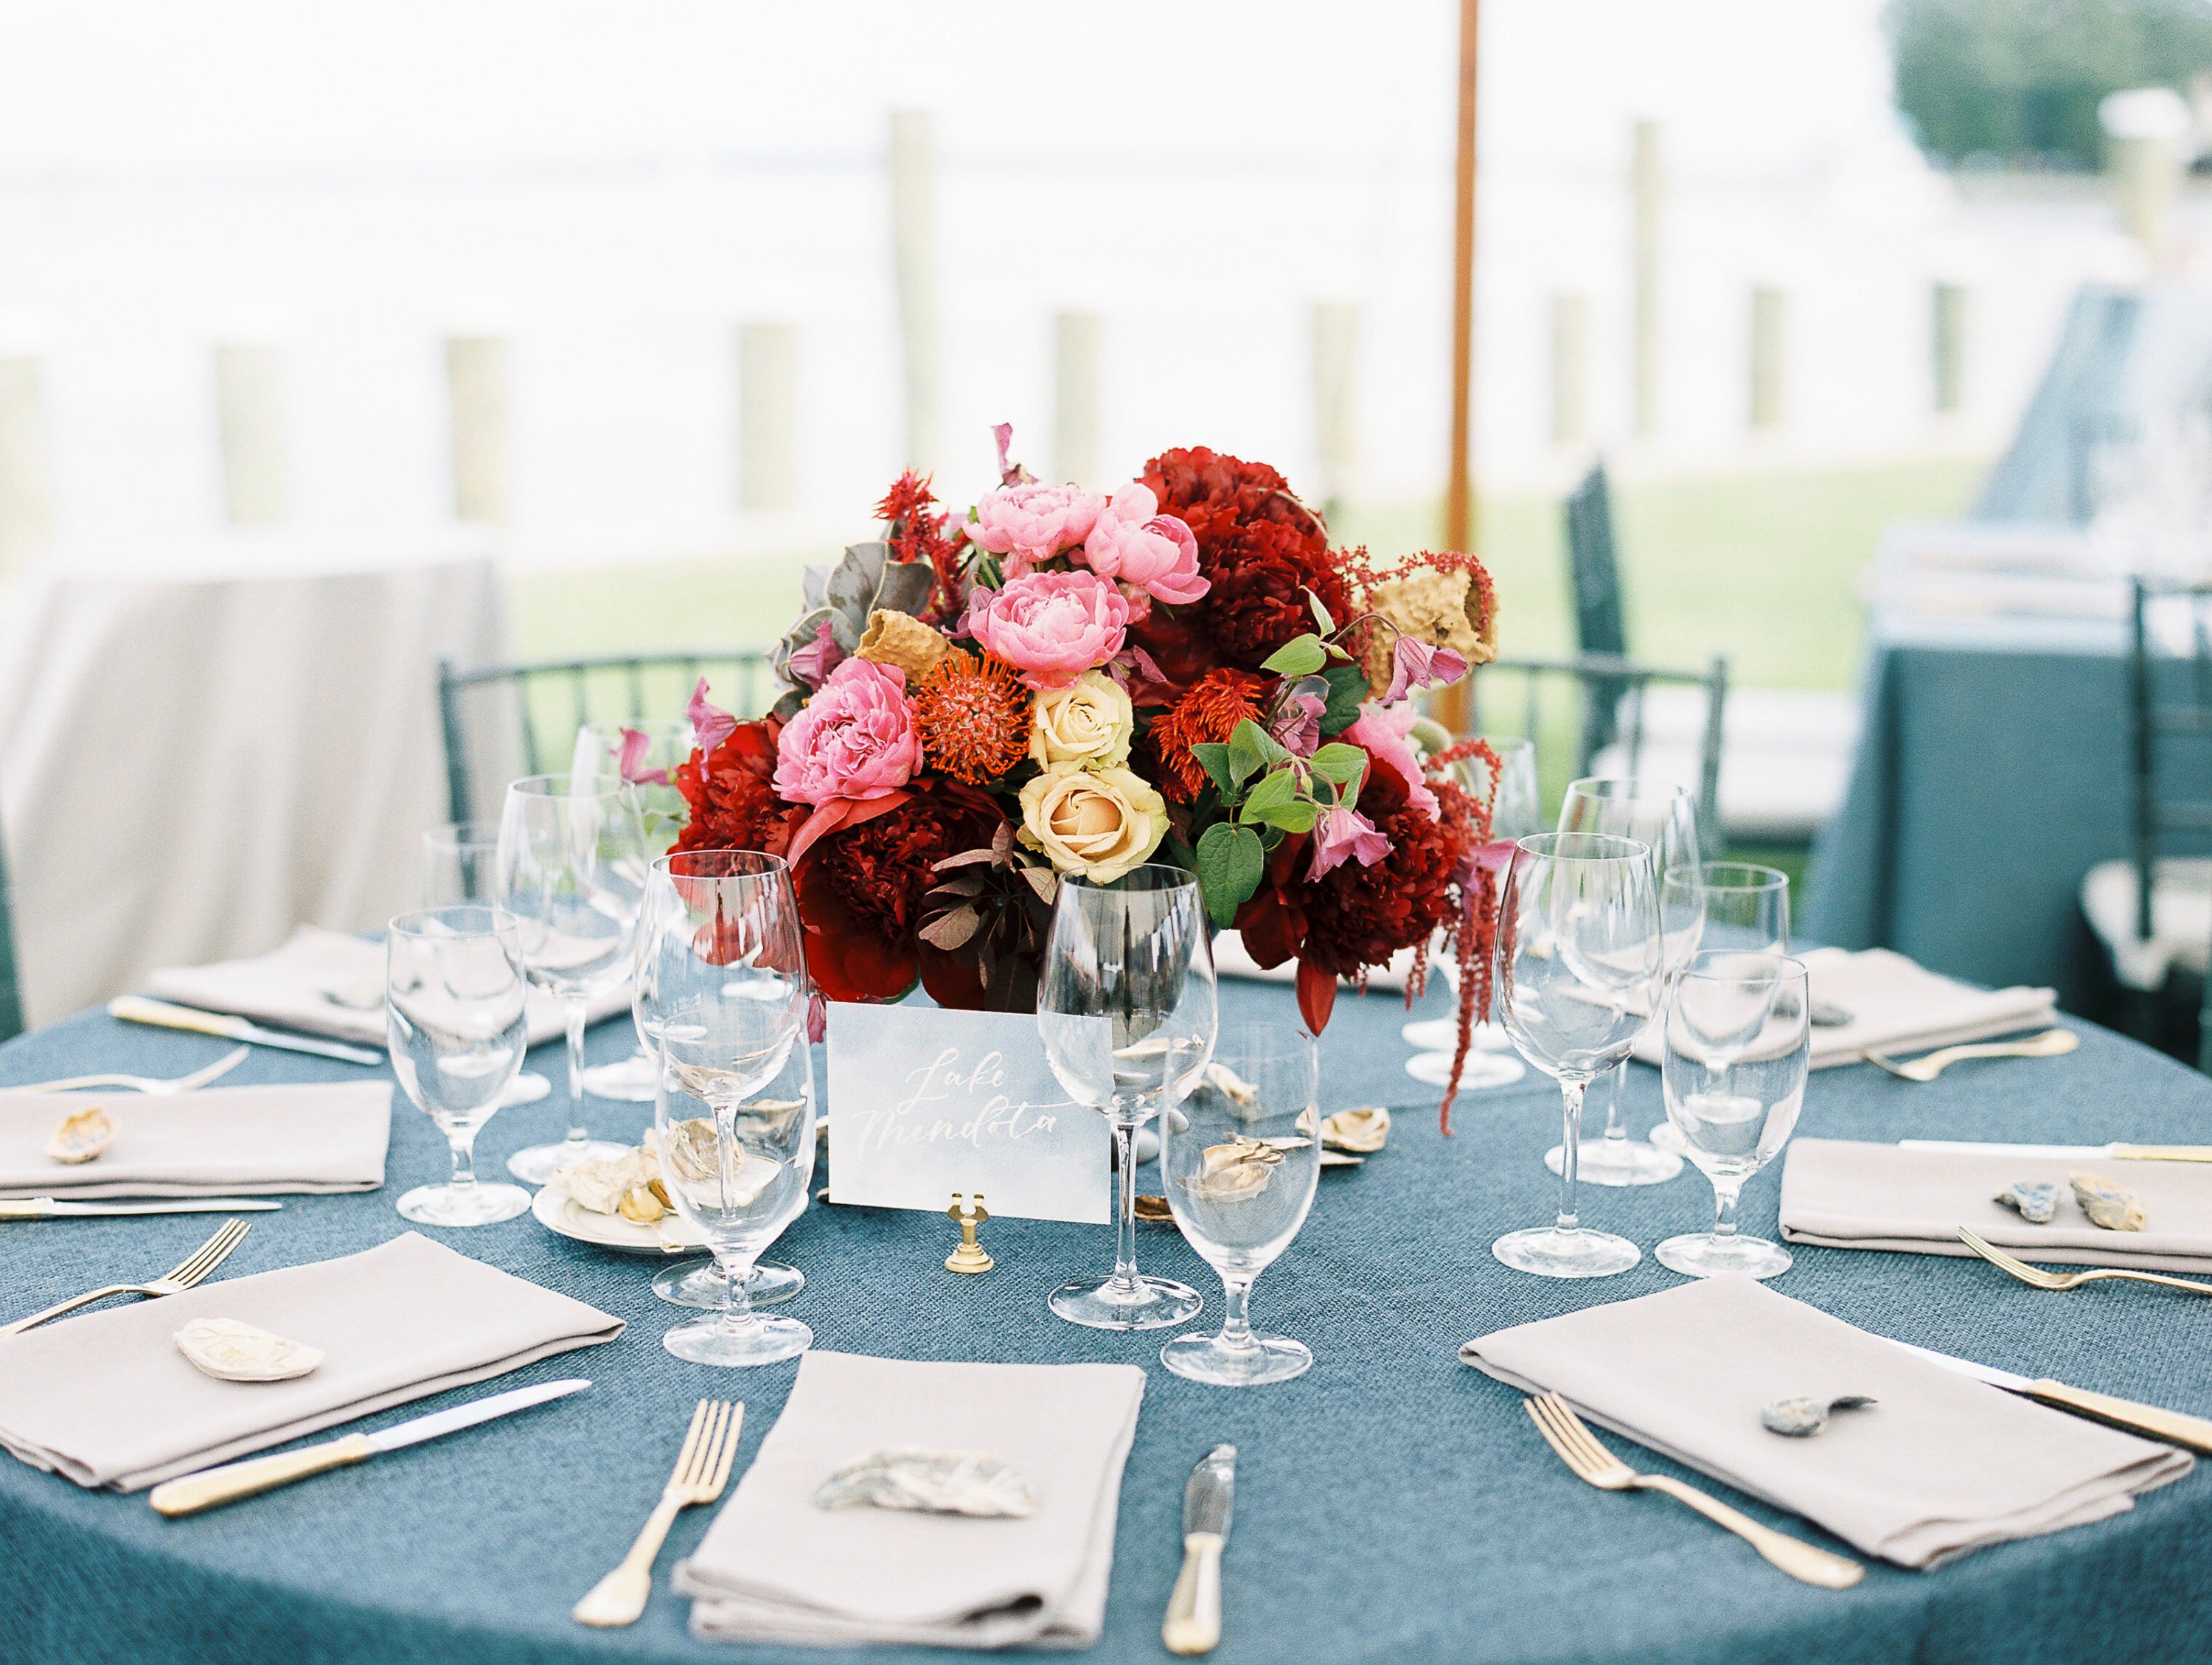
877;470;968;623
669;717;797;858
1144;667;1272;802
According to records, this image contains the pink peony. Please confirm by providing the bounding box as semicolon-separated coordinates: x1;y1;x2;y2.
1308;804;1392;880
967;482;1107;571
771;658;923;806
1345;701;1441;820
967;569;1131;691
1082;483;1208;605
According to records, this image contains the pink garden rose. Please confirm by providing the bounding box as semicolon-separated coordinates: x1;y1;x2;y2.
1345;701;1441;821
967;569;1131;691
771;657;923;805
1082;483;1208;605
967;482;1107;571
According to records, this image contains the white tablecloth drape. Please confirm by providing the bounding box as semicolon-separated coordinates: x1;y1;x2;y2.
0;539;504;1025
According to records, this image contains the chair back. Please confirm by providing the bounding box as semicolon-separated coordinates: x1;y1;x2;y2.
1564;462;1631;765
0;832;21;1043
437;650;775;828
2126;578;2212;1070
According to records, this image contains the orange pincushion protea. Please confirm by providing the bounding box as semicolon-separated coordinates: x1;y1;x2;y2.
1147;667;1272;802
913;650;1032;785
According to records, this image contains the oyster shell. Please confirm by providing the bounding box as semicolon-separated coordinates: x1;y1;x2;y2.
815;1449;1035;1518
45;1105;114;1164
659;1117;780;1207
1203;1062;1259;1107
1133;1194;1177;1225
2070;1172;2147;1231
1321;1107;1391;1154
1994;1181;2062;1225
1185;1135;1312;1201
1760;1394;1877;1438
617;1184;666;1224
175;1318;324;1383
554;1146;659;1215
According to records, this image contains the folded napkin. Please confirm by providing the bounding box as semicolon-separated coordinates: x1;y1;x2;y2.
675;1351;1146;1650
146;924;626;1048
1781;1137;2212;1272
0;1231;622;1489
0;1082;390;1198
1213;928;1415;991
1632;946;2056;1071
1460;1275;2190;1568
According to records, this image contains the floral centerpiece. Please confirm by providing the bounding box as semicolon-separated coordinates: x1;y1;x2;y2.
661;429;1506;1120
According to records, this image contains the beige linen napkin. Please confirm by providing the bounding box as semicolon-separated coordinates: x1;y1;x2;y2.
1461;1276;2190;1567
1632;946;2056;1071
146;924;625;1047
0;1082;389;1198
1781;1137;2212;1272
675;1351;1146;1650
0;1231;622;1490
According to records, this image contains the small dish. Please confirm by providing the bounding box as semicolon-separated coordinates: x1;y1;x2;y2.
530;1186;707;1255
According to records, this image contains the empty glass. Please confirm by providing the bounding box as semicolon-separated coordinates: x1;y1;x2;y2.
654;1033;815;1366
1492;832;1664;1279
1159;1023;1321;1386
385;906;534;1227
1039;865;1217;1331
1649;863;1790;1156
574;720;694;1103
422;822;501;906
493;775;650;1182
1656;950;1809;1280
1548;778;1701;1186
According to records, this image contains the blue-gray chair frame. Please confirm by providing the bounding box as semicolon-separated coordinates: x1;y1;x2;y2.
0;832;21;1043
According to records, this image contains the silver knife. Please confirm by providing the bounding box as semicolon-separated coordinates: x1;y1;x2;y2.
108;995;386;1067
0;1197;285;1219
1899;1139;2212;1163
149;1378;592;1515
1163;1445;1235;1657
1889;1340;2212;1453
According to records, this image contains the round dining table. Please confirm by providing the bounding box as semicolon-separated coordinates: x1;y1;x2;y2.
4;979;2211;1665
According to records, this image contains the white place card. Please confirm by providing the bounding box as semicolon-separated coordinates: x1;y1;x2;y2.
826;1003;1111;1224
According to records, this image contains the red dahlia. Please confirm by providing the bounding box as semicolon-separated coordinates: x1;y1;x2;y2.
1297;802;1458;980
670;718;796;858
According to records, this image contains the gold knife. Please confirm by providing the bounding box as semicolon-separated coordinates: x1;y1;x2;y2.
1893;1341;2212;1453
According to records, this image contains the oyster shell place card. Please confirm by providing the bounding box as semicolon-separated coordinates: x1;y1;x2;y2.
827;1004;1110;1224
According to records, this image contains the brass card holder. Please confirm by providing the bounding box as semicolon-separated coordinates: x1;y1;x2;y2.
946;1193;993;1273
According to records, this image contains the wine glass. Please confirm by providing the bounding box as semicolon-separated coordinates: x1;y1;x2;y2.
422;823;501;906
384;906;534;1226
1038;864;1217;1331
653;1030;815;1366
635;849;813;1311
1158;1023;1321;1386
1548;778;1702;1186
1655;950;1809;1280
1649;863;1790;1156
493;774;650;1182
1492;832;1663;1279
1405;734;1540;1080
573;720;693;1105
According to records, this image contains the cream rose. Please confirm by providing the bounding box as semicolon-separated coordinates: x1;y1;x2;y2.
1028;670;1133;770
1017;764;1168;883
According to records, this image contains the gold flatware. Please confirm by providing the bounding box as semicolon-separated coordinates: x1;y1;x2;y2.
0;1218;251;1338
8;1047;251;1096
1957;1226;2212;1298
1862;1028;2077;1081
1524;1393;1863;1588
572;1398;742;1628
1891;1338;2212;1453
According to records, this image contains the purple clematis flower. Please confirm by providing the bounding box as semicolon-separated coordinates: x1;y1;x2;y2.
785;620;844;690
1269;678;1327;757
686;675;739;754
1308;804;1392;880
615;726;670;787
1383;636;1470;703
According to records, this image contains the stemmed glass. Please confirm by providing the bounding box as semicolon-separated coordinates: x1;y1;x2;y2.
1655;950;1809;1280
1548;778;1701;1186
1039;865;1217;1331
493;775;650;1182
653;1030;815;1366
384;906;535;1226
422;823;501;906
1649;863;1790;1156
1159;1023;1321;1386
1492;832;1664;1279
573;719;693;1104
635;849;813;1312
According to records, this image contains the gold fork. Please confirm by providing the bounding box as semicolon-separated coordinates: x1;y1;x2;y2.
0;1218;252;1338
1861;1029;2076;1081
1525;1393;1863;1588
1958;1226;2212;1297
572;1399;742;1627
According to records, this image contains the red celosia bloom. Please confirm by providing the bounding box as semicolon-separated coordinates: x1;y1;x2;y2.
669;717;797;858
1144;667;1272;802
912;650;1032;785
876;470;968;622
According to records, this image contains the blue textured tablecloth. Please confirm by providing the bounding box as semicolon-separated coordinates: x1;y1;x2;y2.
6;981;2212;1665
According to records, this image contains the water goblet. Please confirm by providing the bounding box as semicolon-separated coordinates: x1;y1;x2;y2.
654;1036;815;1367
385;906;535;1226
1492;832;1664;1278
1648;863;1790;1155
1159;1023;1321;1386
1655;950;1809;1280
422;822;501;906
1039;865;1216;1331
494;774;651;1181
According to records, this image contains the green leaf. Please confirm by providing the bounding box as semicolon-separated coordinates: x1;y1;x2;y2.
1247;800;1318;835
1194;822;1267;928
1261;633;1327;678
1318;664;1369;737
1309;742;1368;790
1225;721;1270;785
1189;741;1237;798
1237;767;1298;821
1305;587;1337;635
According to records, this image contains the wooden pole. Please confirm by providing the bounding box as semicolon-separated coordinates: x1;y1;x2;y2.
1436;0;1479;734
889;110;941;474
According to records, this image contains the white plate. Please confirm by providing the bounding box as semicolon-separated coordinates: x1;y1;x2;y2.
529;1185;706;1255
